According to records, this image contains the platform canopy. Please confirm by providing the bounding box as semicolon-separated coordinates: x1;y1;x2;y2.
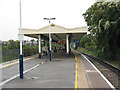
19;25;88;42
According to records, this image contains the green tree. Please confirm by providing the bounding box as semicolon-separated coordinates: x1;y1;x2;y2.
7;40;18;49
80;34;97;51
83;2;120;60
31;39;35;46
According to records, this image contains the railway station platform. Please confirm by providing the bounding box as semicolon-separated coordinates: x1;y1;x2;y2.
2;50;113;89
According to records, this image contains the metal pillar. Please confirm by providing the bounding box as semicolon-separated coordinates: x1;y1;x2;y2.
66;34;70;57
49;21;52;61
38;35;41;58
19;0;23;79
44;18;55;61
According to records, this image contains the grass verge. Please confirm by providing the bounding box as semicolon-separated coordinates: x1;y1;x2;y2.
77;48;97;57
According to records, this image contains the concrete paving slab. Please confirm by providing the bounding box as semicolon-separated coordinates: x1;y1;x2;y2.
2;51;75;88
77;55;89;88
80;54;111;88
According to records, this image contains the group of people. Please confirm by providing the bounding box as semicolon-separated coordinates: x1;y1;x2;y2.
42;46;59;57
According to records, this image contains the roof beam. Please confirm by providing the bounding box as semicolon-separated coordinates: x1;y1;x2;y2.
53;34;63;41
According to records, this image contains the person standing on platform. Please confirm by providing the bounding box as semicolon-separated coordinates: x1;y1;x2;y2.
42;46;48;56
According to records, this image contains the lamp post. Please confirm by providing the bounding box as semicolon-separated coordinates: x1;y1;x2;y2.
44;18;56;61
19;0;23;78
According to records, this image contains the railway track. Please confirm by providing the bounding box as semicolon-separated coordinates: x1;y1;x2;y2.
75;51;120;89
80;52;120;77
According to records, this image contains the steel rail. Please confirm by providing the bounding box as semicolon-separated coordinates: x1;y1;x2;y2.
77;51;120;77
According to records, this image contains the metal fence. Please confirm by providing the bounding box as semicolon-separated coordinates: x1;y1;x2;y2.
2;49;19;62
2;48;38;62
23;48;38;57
0;42;2;62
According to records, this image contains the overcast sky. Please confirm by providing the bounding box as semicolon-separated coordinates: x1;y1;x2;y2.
0;0;95;41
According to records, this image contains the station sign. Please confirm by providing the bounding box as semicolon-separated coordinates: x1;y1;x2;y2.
51;24;55;27
57;41;66;43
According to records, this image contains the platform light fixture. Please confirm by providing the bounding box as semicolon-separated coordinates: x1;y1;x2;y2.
43;18;56;61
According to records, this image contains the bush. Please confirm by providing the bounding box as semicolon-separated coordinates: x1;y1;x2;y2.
80;34;97;51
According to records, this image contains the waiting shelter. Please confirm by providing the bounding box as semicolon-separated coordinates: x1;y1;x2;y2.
19;25;88;58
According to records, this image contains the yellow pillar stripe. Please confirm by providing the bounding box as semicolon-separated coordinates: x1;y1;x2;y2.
75;55;78;88
0;56;36;69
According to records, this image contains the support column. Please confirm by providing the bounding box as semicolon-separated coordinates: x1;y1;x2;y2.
19;54;23;78
66;34;70;57
19;0;23;79
49;21;52;61
38;34;41;58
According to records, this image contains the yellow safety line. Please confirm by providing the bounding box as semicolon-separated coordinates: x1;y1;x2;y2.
75;55;78;88
0;56;36;69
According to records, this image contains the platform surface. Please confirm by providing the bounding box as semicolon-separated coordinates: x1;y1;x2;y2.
2;50;113;89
